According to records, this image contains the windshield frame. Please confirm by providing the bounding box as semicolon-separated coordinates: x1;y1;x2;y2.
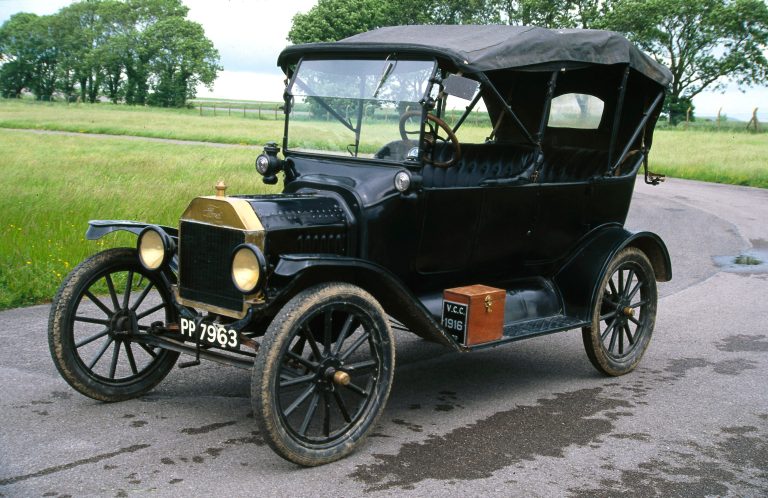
282;56;439;166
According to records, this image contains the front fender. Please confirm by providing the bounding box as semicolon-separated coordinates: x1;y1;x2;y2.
85;220;178;241
86;220;180;275
554;226;672;322
269;254;459;350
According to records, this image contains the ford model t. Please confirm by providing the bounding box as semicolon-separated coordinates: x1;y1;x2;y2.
49;25;672;466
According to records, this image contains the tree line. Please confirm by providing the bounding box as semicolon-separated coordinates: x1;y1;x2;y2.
0;0;220;107
289;0;768;124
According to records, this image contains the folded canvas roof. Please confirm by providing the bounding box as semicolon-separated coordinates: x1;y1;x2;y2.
278;25;672;86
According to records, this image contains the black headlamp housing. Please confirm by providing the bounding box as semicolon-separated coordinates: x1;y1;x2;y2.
255;142;283;185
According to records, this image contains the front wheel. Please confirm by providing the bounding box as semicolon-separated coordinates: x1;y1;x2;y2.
48;248;179;401
252;283;395;466
582;247;658;376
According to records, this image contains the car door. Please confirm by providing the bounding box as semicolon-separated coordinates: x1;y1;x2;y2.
471;183;540;277
412;186;483;288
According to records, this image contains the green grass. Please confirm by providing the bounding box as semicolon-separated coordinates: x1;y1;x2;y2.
0;129;278;310
650;130;768;188
6;99;763;187
0;99;283;145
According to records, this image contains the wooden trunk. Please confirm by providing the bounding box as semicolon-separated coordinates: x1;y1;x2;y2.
442;284;506;346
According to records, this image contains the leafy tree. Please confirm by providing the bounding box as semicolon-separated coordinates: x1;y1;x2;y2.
566;0;606;28
431;0;500;24
91;1;125;102
604;0;768;124
0;0;218;106
144;17;220;107
0;13;58;99
0;13;38;97
119;0;191;104
289;0;386;44
497;0;574;27
288;0;611;43
56;1;106;103
288;0;433;44
23;15;59;100
492;0;614;28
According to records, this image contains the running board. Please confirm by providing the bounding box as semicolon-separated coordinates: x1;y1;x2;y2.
466;314;587;351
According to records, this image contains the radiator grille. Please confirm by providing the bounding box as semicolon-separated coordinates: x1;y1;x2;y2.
179;221;244;312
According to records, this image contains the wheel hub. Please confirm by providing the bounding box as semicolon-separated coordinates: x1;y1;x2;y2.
316;358;349;390
110;309;138;338
332;370;351;386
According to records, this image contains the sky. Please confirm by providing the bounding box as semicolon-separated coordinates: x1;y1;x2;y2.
0;0;765;120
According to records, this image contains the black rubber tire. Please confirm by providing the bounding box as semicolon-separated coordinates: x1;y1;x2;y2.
582;247;658;376
48;248;179;402
252;283;395;466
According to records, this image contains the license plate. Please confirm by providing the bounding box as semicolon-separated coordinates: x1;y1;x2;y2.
179;317;240;349
442;300;467;344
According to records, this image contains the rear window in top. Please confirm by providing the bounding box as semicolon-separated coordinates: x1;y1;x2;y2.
547;93;604;129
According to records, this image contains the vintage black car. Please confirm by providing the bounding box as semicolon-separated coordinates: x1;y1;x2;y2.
49;25;672;466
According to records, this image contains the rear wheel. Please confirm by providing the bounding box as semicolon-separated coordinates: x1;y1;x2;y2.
582;247;657;376
48;248;179;401
252;283;395;466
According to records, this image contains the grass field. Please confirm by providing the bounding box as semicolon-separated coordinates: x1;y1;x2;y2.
3;99;766;183
650;130;768;188
0;129;278;309
1;99;766;310
0;99;281;145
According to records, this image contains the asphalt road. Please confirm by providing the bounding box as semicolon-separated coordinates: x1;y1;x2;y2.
1;177;767;497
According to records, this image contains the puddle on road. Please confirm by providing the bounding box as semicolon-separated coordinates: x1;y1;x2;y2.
713;239;768;274
350;388;632;491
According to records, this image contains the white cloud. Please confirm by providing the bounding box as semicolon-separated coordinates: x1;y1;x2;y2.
195;69;287;101
184;0;317;74
0;0;72;19
693;85;767;122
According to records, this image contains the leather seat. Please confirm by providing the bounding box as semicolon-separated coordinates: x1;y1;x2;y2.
422;144;537;188
420;143;610;188
539;147;608;183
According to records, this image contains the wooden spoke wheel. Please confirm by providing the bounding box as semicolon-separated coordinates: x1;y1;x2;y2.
48;248;179;401
582;247;657;376
252;283;395;466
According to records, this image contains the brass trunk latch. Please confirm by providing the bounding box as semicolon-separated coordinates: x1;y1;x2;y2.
484;294;493;313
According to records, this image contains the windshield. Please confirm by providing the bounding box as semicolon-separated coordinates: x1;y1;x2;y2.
286;58;435;161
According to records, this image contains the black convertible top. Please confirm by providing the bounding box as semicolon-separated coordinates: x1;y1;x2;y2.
279;25;672;86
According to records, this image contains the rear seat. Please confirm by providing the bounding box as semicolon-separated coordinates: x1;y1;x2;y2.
538;147;608;183
421;143;612;187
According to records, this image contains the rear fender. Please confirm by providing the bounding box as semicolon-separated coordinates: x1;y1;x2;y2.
269;255;459;350
554;226;671;321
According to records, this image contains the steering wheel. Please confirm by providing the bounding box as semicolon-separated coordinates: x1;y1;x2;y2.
398;111;461;167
